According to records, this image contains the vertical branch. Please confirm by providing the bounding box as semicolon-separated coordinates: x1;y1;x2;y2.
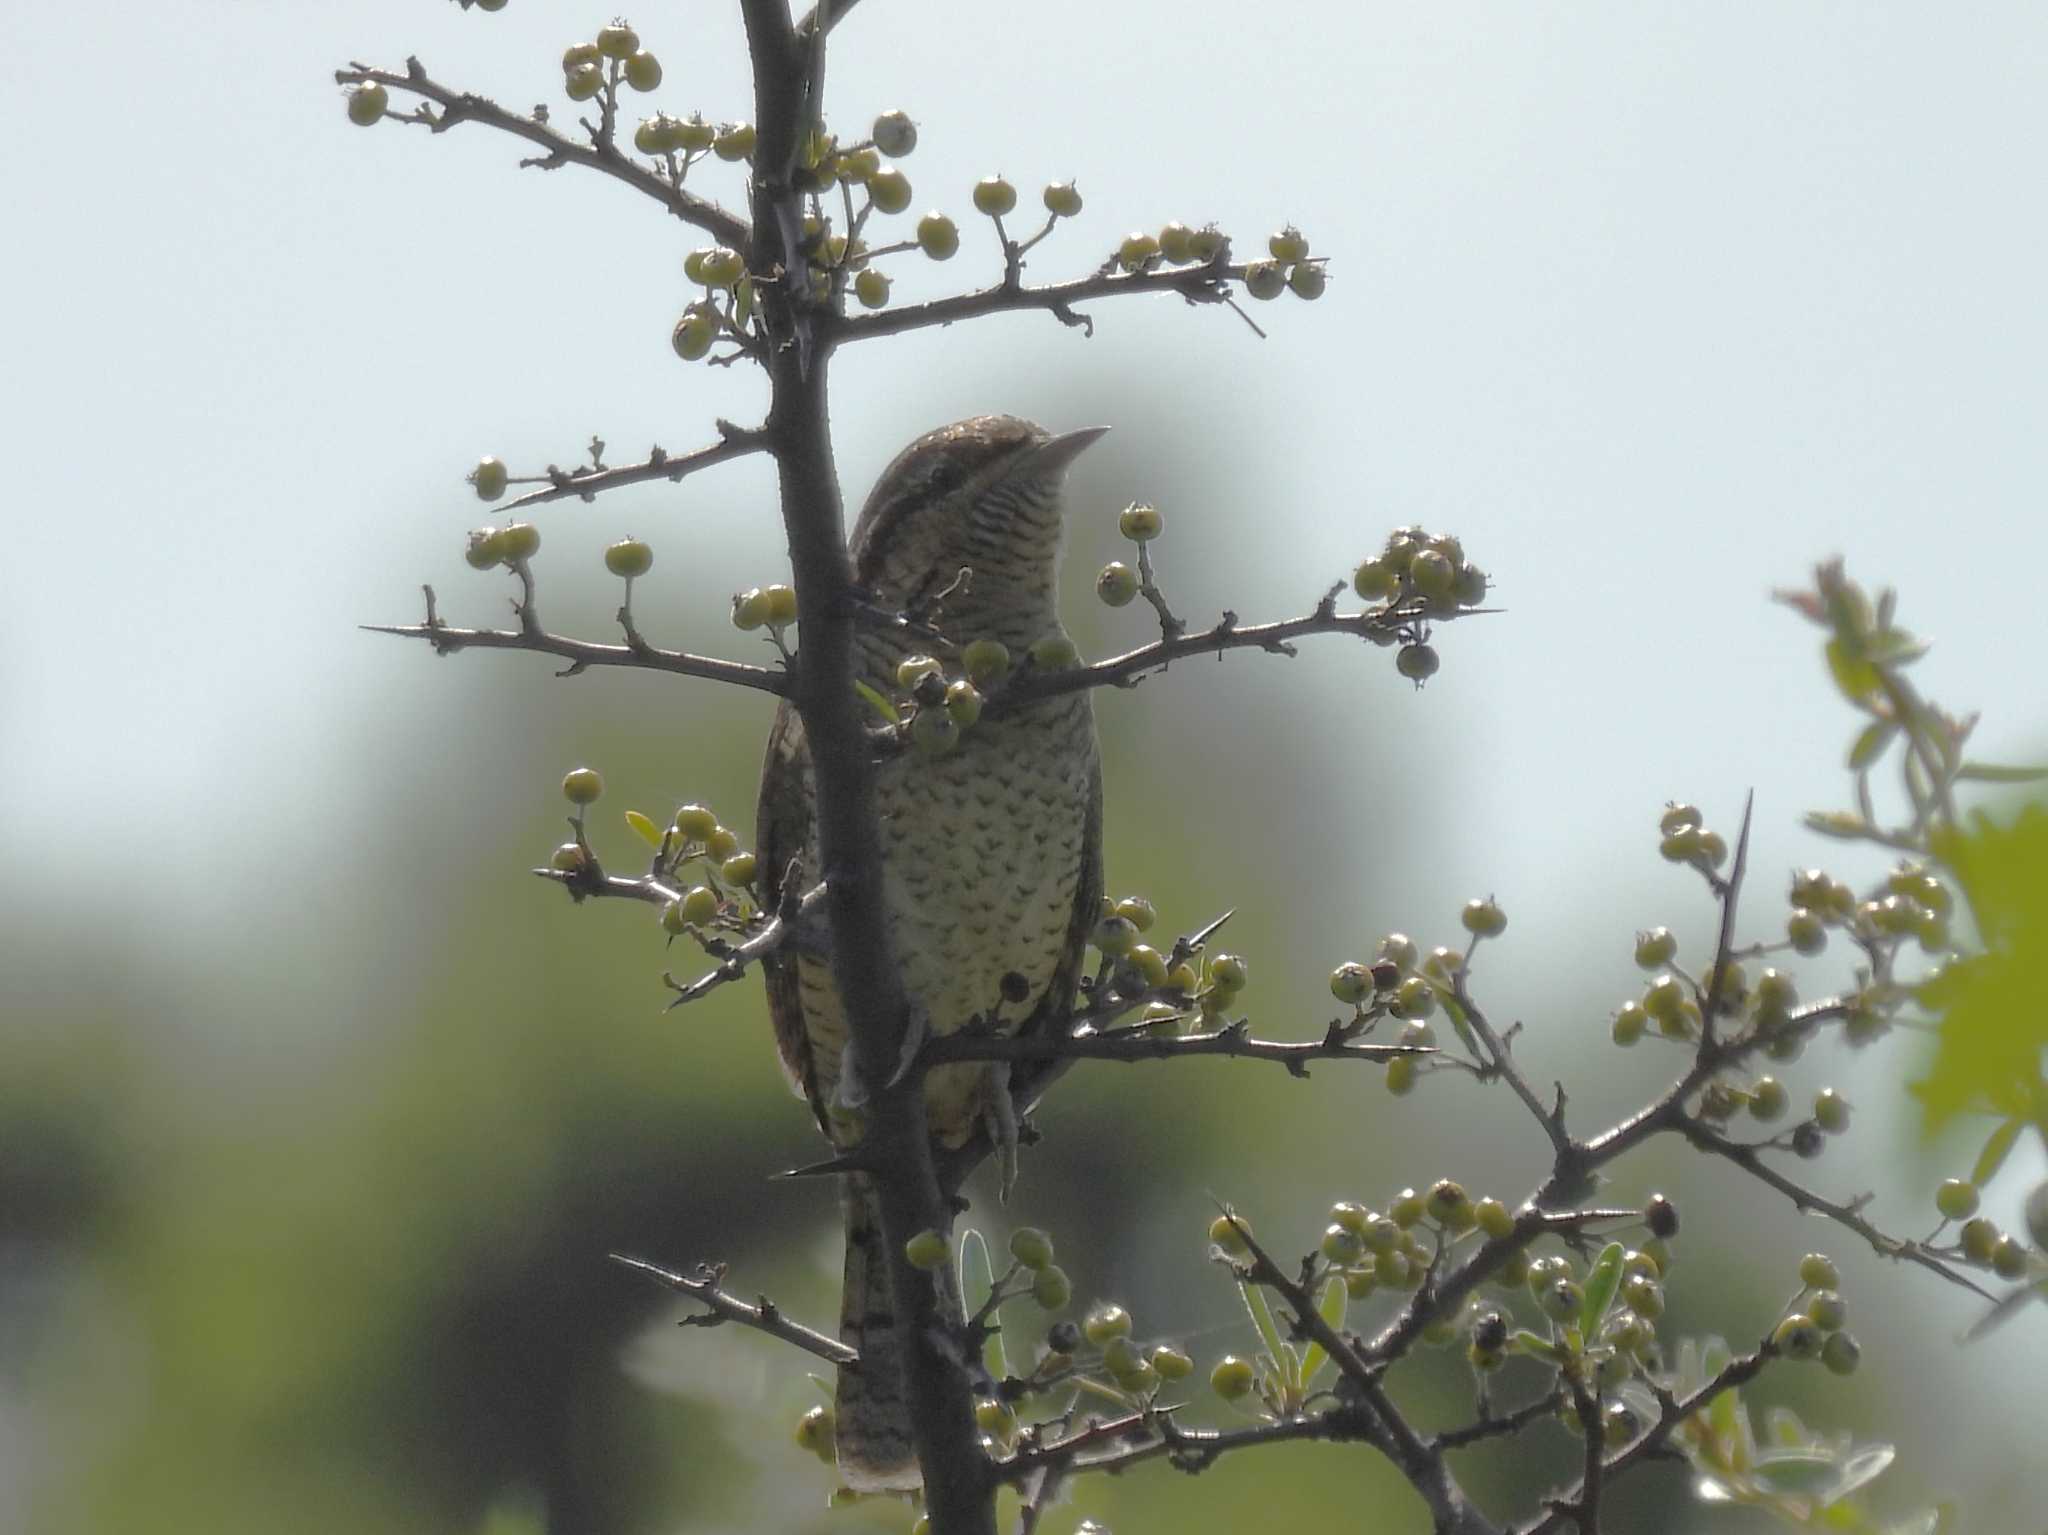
737;2;994;1529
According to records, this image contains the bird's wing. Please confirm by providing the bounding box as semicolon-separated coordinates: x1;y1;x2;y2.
756;696;828;1134
1014;748;1105;1087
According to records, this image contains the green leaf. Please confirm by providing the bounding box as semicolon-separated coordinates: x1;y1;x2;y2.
1826;638;1882;702
853;679;900;724
1750;1448;1845;1498
1239;1280;1290;1386
1579;1242;1625;1338
1297;1276;1347;1388
1848;720;1900;771
624;809;664;849
1970;1118;2025;1187
1956;762;2048;784
1512;1329;1570;1366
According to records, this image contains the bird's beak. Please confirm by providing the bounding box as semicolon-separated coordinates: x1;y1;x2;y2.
1019;424;1110;479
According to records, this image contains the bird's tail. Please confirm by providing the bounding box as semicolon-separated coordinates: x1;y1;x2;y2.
835;1176;960;1491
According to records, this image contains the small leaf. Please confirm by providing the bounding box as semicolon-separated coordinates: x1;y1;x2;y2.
1805;810;1872;840
625;809;663;849
1580;1242;1626;1338
1956;761;2048;784
1751;1448;1846;1497
1512;1329;1571;1366
1239;1280;1288;1378
1848;720;1900;771
1298;1276;1347;1388
1825;638;1882;702
854;679;900;724
1831;1443;1899;1503
1972;1118;2025;1187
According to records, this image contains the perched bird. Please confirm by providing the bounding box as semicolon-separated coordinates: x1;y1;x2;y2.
756;415;1107;1489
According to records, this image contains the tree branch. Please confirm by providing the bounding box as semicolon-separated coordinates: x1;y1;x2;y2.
831;258;1258;345
922;1019;1425;1078
610;1253;858;1367
334;58;750;249
493;422;768;514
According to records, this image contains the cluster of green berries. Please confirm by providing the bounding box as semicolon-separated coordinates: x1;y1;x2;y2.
1938;1188;2039;1281
464;521;541;571
1654;801;1729;872
561;21;664;102
635;113;749;159
885;651;988;759
651;801;755;933
1241;226;1326;300
1089;896;1245;1027
1095;503;1165;607
1353;525;1487;612
731;583;799;635
1770;1253;1861;1375
1333;932;1470;1093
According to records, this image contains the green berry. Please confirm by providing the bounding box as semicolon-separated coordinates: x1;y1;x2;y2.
1208;1213;1251;1255
1754;967;1797;1014
1385;1055;1417;1095
563;63;604;101
1410;548;1457;600
1116;232;1160;272
1786;907;1828;954
961;639;1011;688
1807;1290;1847;1332
1992;1236;2030;1280
1659;803;1702;835
1697;829;1729;867
972;176;1017;217
1208;952;1249;992
1321;1223;1365;1264
719;852;757;886
895;654;942;691
1798;1252;1839;1290
1813;1089;1851;1133
1462;897;1507;938
469;457;510;502
633;117;668;154
1474;1197;1514;1239
1427;1179;1473;1229
596;22;639;58
1008;1227;1054;1269
1395;643;1440;682
910;708;959;756
679;884;717;925
1269;226;1309;262
1096;561;1140;606
713;121;755;160
904;1229;951;1270
1936;1179;1980;1221
498;522;540;563
1118;503;1164;541
1114;897;1157;932
550;842;588;873
672;308;718;360
1092;914;1138;958
604;538;653;579
1330;962;1373;1005
1124;944;1169;988
1030;1265;1071;1309
1960;1217;2001;1264
795;1402;835;1461
916;212;960;259
943;679;982;727
671;804;717;841
1633;927;1676;968
1150;1343;1194;1381
1083;1304;1132;1345
561;766;603;805
731;587;771;630
862;166;912;216
1029;634;1080;670
1612;1000;1648;1046
1748;1076;1789;1122
346;82;389;126
1043;181;1082;218
872;110;917;157
1390;1188;1426;1227
1643;974;1686;1023
622;51;662;90
1287;262;1327;300
973;1396;1017;1440
1155;221;1196;263
853;268;892;309
1210;1355;1254;1401
1388;976;1433;1021
465;527;507;570
1821;1331;1861;1376
1538;1276;1583;1322
1242;260;1285;300
1354;559;1398;601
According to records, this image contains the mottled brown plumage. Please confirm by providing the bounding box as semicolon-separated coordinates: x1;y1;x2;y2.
756;415;1105;1489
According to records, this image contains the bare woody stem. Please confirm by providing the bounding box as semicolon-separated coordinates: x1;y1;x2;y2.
609;1253;857;1368
737;2;994;1528
922;1020;1424;1077
830;259;1257;344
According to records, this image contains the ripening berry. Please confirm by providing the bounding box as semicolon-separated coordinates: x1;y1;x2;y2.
1644;1194;1679;1239
464;527;507;570
960;638;1010;688
1795;1252;1839;1291
1116;232;1161;271
1287;263;1327;300
1748;1076;1789;1122
1395;643;1440;682
1096;561;1140;606
731;587;772;631
1118;503;1164;542
713;122;755;160
1083;1304;1132;1345
1269;226;1309;262
561;767;604;805
1208;1213;1251;1255
604;538;653;579
346;82;389;126
1821;1330;1861;1376
1462;897;1507;938
943;680;982;728
1242;260;1286;300
672;309;718;361
498;522;540;563
1936;1179;1980;1221
1772;1315;1824;1361
904;1229;951;1270
679;884;718;925
1813;1089;1851;1133
795;1403;835;1462
1092;914;1138;957
1114;897;1157;932
1807;1290;1847;1332
1031;1265;1072;1309
1427;1179;1473;1229
1538;1276;1583;1322
853;268;892;309
916;211;960;259
622;51;662;90
872;109;918;157
1008;1227;1054;1269
1612;1000;1648;1046
1210;1355;1254;1402
972;176;1017;217
700;247;744;287
1634;927;1676;968
597;22;640;57
1029;634;1080;670
1957;1216;2001;1264
550;842;588;873
672;804;717;841
1790;1122;1825;1159
1991;1236;2030;1280
564;63;604;101
1330;962;1373;1004
1390;976;1436;1021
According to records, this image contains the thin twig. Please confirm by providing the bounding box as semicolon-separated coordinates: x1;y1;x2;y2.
922;1020;1426;1078
610;1253;857;1367
495;423;768;514
363;606;790;695
833;258;1257;344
